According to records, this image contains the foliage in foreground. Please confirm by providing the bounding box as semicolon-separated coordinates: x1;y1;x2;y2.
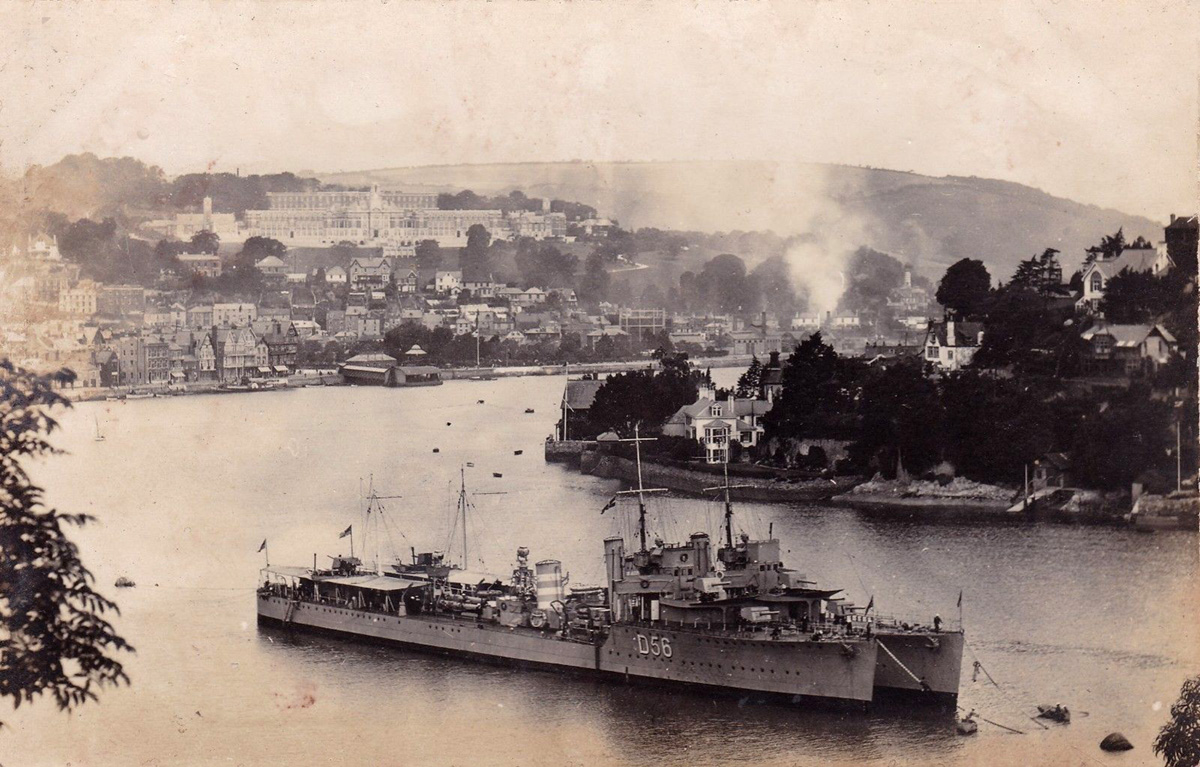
1155;675;1200;767
0;361;132;720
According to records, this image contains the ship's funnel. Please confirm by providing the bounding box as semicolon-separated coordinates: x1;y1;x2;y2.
535;560;565;610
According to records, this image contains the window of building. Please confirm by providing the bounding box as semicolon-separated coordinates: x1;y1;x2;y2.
1090;273;1103;293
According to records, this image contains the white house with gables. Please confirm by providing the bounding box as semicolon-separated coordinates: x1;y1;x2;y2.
662;384;772;463
923;318;983;372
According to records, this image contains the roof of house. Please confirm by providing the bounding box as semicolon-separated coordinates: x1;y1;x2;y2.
255;256;286;268
563;379;605;410
1166;214;1198;231
1088;248;1159;278
1081;323;1177;347
927;320;984;347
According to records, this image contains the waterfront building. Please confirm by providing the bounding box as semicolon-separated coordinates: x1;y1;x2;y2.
922;318;983;372
113;335;145;385
556;376;605;440
145;336;171;384
196;333;217;381
212;326;259;382
662;383;772;463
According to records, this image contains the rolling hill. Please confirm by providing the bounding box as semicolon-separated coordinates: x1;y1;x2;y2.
320;160;1163;281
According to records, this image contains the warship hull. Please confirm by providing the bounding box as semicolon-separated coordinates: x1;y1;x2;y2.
873;631;964;706
258;594;879;706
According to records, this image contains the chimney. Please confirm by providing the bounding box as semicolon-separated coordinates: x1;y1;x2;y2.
946;317;956;347
904;268;912;288
1170;214;1177;224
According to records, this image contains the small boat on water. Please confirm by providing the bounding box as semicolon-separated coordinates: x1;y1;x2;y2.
513;450;523;456
1037;703;1071;723
492;472;503;478
126;392;155;400
114;577;136;588
478;399;485;404
956;715;978;735
525;408;535;414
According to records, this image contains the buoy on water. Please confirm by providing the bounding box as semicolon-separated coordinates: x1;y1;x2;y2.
447;422;452;426
1100;733;1134;752
433;448;440;453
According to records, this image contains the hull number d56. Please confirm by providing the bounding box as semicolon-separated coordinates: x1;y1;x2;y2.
635;633;673;658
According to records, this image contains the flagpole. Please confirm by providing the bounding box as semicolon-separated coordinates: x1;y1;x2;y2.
958;590;964;630
350;528;355;559
264;541;269;568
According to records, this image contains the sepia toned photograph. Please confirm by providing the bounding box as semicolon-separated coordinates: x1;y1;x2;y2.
1;2;1197;765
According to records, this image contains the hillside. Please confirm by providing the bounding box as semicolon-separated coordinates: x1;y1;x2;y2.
320;161;1162;280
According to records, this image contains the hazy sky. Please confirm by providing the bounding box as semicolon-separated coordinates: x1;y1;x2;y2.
2;1;1196;219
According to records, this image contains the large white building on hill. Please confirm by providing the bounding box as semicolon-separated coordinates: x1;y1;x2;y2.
243;185;565;251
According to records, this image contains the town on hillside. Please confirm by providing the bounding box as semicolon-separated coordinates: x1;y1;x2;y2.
3;162;1195;410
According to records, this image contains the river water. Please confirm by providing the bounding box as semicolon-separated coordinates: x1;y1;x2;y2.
7;374;1198;767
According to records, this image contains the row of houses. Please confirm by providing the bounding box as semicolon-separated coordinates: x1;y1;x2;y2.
68;320;302;388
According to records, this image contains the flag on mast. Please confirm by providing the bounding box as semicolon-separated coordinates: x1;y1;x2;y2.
257;539;267;553
600;495;618;514
339;525;353;539
866;595;874;613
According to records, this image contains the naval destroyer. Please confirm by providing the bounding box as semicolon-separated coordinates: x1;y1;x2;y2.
258;461;963;708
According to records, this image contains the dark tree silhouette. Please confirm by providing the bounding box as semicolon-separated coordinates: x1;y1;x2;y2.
936;258;991;318
1155;675;1200;767
189;230;220;255
0;362;132;718
735;355;763;398
414;239;442;271
461;225;492;281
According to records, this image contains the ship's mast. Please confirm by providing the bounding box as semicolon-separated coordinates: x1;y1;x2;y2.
460;466;468;568
703;458;752;549
613;422;667;554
